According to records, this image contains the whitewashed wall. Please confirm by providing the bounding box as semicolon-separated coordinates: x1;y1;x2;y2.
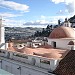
1;59;53;75
48;38;75;50
0;49;60;73
50;59;60;71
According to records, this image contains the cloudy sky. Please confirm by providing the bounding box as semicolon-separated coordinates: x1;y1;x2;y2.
0;0;75;27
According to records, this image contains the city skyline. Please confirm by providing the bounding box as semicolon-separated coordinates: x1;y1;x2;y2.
0;0;75;27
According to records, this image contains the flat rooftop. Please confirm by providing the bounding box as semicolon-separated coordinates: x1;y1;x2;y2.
7;42;69;59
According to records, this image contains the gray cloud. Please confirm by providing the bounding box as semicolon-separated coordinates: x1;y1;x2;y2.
66;2;74;13
24;22;48;25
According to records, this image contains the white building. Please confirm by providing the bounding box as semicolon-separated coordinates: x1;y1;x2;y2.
63;18;71;27
48;26;75;50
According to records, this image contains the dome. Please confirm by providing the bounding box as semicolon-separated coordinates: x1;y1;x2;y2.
49;26;75;39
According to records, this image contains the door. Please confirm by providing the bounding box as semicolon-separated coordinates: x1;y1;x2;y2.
53;42;56;48
51;41;56;48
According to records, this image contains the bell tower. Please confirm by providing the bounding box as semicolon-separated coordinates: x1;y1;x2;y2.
64;18;71;27
0;16;5;43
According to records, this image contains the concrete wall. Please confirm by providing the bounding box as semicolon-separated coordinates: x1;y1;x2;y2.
50;59;60;71
1;59;53;75
71;46;75;50
28;55;59;71
0;49;8;57
0;49;60;72
12;52;30;64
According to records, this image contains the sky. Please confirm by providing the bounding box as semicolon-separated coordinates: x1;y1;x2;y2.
0;0;75;28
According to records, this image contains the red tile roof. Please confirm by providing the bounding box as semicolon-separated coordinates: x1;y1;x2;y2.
53;50;75;75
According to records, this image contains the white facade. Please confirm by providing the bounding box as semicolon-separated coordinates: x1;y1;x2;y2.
48;38;75;50
1;60;50;75
63;21;71;27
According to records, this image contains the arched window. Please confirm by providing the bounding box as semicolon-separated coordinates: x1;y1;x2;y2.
68;41;74;45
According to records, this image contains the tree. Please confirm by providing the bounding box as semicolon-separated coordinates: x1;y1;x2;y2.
58;20;61;26
54;25;58;28
33;25;53;37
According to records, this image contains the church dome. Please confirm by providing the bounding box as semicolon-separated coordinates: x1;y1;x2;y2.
49;26;75;39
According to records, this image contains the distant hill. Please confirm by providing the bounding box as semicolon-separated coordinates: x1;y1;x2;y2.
5;27;42;32
5;27;43;40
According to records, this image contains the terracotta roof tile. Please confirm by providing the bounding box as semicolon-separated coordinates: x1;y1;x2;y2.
49;26;75;39
53;50;75;75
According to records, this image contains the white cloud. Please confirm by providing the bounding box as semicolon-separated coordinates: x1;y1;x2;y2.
56;10;64;14
0;12;22;18
50;15;71;22
24;15;67;26
2;15;71;27
40;15;46;19
24;20;49;25
51;0;64;4
0;0;29;12
3;19;25;27
16;15;71;28
51;0;74;4
0;12;25;27
51;0;75;15
66;2;74;13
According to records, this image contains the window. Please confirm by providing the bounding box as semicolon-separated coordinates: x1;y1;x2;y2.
32;58;36;65
13;53;28;59
40;59;50;65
